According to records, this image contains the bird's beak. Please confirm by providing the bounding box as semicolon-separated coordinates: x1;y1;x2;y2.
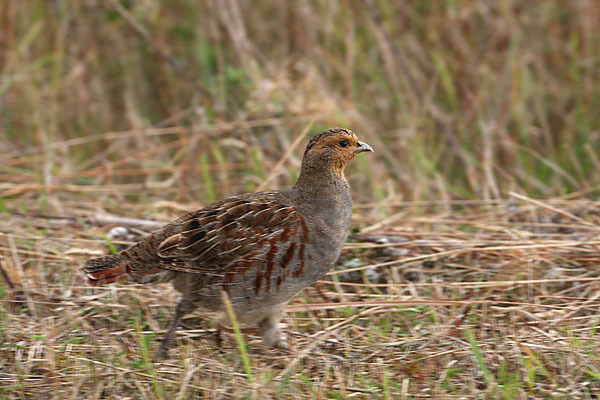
354;141;374;154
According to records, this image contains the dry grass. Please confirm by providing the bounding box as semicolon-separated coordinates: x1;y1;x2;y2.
2;193;600;398
2;0;600;398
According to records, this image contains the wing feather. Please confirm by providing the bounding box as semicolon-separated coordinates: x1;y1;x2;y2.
155;192;304;274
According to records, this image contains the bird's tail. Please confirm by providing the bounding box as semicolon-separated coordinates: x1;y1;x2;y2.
84;254;131;286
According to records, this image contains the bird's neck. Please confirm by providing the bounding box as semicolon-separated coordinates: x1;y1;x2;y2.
291;162;352;221
294;163;348;196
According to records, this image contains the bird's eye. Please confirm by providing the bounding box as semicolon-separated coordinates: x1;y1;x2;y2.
338;140;349;148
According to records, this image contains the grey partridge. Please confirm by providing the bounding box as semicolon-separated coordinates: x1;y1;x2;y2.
83;127;373;357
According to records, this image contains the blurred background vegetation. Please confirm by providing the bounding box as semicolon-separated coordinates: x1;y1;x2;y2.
1;0;599;211
2;2;600;397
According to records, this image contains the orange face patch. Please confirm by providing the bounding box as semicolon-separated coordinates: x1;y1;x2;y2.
308;133;360;175
308;133;357;153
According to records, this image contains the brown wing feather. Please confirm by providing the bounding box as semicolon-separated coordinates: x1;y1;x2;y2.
155;191;303;274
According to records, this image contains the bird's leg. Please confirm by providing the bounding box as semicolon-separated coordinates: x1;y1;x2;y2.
214;325;224;347
156;298;198;359
258;309;289;349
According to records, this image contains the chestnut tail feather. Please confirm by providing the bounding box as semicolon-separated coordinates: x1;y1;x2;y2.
84;254;130;286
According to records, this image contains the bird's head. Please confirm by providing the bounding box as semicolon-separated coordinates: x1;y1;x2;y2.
302;127;373;176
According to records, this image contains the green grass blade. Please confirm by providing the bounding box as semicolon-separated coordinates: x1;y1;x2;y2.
464;328;494;386
221;289;253;385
